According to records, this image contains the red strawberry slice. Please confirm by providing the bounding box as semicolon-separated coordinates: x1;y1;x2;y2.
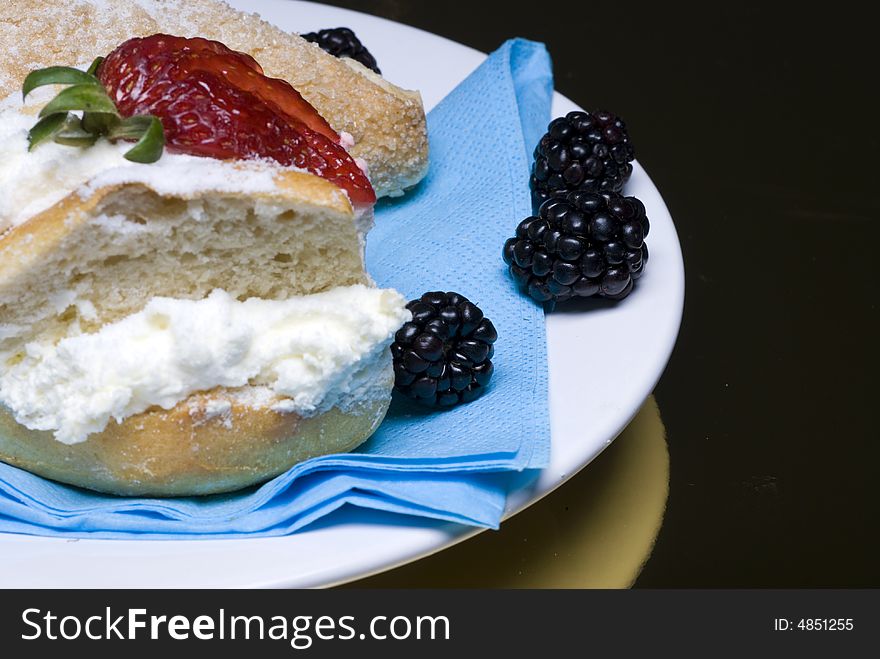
99;35;263;102
185;52;339;141
145;34;265;73
98;34;374;204
100;35;338;141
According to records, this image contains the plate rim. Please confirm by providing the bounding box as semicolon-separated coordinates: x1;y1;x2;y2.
0;0;684;589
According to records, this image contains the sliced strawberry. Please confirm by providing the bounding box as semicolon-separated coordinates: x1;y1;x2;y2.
100;35;262;85
184;53;339;141
100;35;341;143
170;35;264;73
98;35;373;204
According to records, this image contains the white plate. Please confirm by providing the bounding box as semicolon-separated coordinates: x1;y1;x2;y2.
0;0;684;588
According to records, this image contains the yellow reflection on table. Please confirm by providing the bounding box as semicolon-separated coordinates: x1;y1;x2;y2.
348;395;669;588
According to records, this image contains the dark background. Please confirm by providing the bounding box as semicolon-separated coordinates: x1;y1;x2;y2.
315;0;878;586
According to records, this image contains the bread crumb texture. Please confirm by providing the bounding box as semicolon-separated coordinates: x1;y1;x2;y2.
0;175;366;360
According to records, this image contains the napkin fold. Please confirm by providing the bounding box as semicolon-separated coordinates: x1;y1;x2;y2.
0;38;553;538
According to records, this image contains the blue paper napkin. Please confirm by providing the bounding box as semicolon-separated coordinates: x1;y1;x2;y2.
0;38;553;538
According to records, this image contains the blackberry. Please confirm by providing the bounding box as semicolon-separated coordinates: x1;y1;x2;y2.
391;292;497;407
530;110;635;211
301;27;381;75
503;191;649;303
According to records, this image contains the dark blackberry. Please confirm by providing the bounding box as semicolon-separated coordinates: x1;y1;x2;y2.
503;191;649;303
530;110;635;211
391;292;497;407
301;27;381;75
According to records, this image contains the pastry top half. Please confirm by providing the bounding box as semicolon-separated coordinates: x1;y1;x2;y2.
0;0;429;198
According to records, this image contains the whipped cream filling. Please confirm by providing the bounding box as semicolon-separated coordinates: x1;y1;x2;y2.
0;103;288;233
0;285;410;444
0;101;371;234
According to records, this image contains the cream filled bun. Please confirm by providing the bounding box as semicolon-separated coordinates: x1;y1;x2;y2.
0;0;430;495
0;101;410;496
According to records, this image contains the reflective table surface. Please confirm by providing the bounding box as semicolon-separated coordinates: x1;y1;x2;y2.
319;0;878;587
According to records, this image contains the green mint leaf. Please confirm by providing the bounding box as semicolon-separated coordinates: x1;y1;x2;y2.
120;116;165;163
81;111;120;136
107;115;153;140
39;83;118;118
23;63;164;163
53;115;100;147
27;112;69;151
22;66;101;100
86;57;105;77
